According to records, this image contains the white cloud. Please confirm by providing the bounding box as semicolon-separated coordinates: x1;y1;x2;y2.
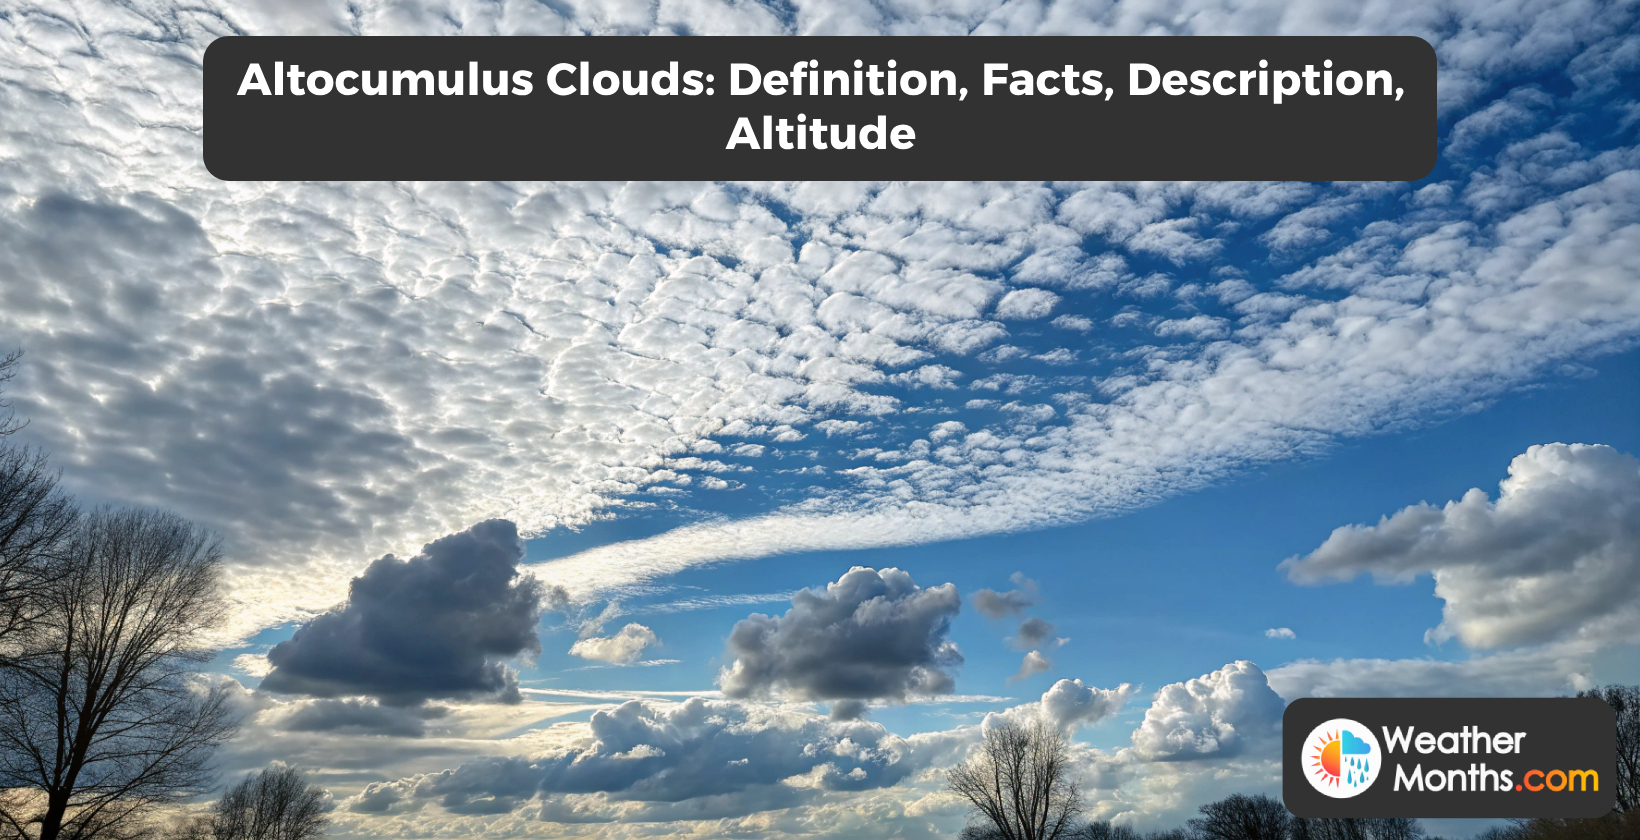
536;167;1640;604
569;623;660;665
1154;315;1231;340
1129;661;1285;762
1051;314;1094;332
231;652;272;678
1282;443;1640;649
994;288;1060;320
1266;642;1599;700
1008;650;1052;683
1264;628;1296;640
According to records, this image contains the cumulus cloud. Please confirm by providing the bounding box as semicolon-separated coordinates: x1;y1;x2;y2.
991;678;1135;734
1129;661;1285;761
569;623;660;665
1281;443;1640;649
261;520;543;705
1036;679;1134;731
1009;650;1052;682
719;567;962;702
1264;628;1296;640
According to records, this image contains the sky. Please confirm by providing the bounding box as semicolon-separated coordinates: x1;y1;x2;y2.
0;0;1638;838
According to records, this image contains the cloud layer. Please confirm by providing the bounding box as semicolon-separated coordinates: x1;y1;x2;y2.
0;0;1633;645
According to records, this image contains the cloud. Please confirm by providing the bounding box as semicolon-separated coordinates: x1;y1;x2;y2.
1340;731;1371;755
1264;628;1296;640
970;587;1036;620
995;288;1059;320
1265;642;1599;700
534;163;1640;606
1129;661;1285;761
275;698;449;737
261;520;543;705
1009;650;1052;683
231;653;273;678
972;573;1038;619
569;623;660;665
1011;616;1058;650
1051;314;1094;332
1032;679;1135;732
1154;315;1230;340
719;567;962;702
1281;443;1640;649
347;697;921;818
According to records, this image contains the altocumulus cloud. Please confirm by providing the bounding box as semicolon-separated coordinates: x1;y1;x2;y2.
261;520;544;705
720;567;962;702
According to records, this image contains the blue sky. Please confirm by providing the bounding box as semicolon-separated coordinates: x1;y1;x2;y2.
1;0;1638;837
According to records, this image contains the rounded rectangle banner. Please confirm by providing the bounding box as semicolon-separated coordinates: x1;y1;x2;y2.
1283;697;1616;819
202;35;1436;181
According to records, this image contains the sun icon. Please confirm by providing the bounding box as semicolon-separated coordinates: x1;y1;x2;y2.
1300;718;1380;798
1310;730;1344;787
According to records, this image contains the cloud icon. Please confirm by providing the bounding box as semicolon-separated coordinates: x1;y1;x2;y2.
1341;730;1372;755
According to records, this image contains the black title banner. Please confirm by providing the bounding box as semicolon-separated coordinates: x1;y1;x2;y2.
203;36;1436;181
1283;698;1616;819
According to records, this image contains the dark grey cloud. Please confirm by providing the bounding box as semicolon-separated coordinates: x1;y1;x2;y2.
828;699;869;721
261;520;543;705
719;566;962;701
972;573;1038;619
1012;616;1057;650
278;698;448;737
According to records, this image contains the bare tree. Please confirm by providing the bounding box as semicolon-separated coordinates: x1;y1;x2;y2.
1577;684;1638;812
1188;793;1290;840
210;766;329;840
0;507;239;840
0;444;78;653
0;349;25;438
1291;817;1424;840
1067;821;1140;840
948;719;1084;840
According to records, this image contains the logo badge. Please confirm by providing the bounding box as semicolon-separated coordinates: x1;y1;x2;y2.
1303;718;1382;798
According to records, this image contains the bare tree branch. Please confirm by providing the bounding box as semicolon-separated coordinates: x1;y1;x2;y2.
0;350;26;438
0;507;239;840
0;445;77;654
210;765;329;840
948;720;1083;840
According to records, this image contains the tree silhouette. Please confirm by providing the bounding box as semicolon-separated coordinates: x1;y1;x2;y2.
0;508;239;840
949;720;1084;840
